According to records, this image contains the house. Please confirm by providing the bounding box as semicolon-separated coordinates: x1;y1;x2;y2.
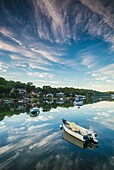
31;91;40;97
46;93;54;98
3;100;12;104
10;88;26;94
56;92;64;98
17;88;26;94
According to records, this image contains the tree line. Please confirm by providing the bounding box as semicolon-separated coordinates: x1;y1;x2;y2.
0;77;111;98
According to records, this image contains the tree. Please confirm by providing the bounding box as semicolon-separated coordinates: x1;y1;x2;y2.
0;77;7;85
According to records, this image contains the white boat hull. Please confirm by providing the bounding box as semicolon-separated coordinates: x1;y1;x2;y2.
30;107;40;114
63;123;85;141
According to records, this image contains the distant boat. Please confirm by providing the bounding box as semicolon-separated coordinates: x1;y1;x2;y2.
62;119;98;144
111;94;114;100
3;100;12;104
73;99;83;106
29;107;40;117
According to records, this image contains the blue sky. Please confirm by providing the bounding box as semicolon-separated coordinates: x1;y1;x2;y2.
0;0;114;92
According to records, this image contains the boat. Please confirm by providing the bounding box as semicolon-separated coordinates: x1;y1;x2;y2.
62;119;98;144
29;107;40;117
62;130;98;149
73;99;83;106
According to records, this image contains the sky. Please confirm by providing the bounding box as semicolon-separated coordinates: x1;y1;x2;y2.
0;0;114;92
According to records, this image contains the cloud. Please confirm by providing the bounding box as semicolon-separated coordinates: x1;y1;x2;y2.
27;124;50;132
91;64;114;83
10;55;22;60
96;76;107;81
0;118;59;170
98;64;114;76
0;40;53;65
81;55;95;68
0;0;114;47
91;73;97;77
0;33;67;74
34;79;59;85
0;145;14;155
29;63;50;71
93;111;109;120
0;40;19;53
0;0;114;91
92;101;114;130
90;83;114;92
34;0;66;42
0;61;8;72
29;131;59;150
89;63;114;91
0;27;22;46
80;0;114;29
27;72;54;79
0;152;19;170
0;39;58;73
80;0;114;49
0;122;54;156
31;48;60;63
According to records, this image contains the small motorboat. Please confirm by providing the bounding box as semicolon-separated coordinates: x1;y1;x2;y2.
29;107;40;117
62;119;98;144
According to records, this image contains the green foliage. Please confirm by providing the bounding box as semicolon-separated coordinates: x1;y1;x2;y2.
0;77;7;85
0;77;111;98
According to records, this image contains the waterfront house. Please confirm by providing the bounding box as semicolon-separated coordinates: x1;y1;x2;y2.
56;92;65;98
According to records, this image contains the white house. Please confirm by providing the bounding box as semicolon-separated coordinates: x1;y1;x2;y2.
46;93;54;98
56;92;64;98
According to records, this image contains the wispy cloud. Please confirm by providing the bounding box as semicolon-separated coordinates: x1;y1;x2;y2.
88;63;114;90
0;28;22;46
81;55;96;68
0;61;8;72
93;111;109;120
80;0;114;29
34;0;66;42
30;48;61;63
92;101;114;130
10;55;22;60
97;64;114;76
90;83;114;92
91;63;114;82
80;0;114;49
27;72;54;79
0;39;60;72
29;63;50;71
0;0;114;91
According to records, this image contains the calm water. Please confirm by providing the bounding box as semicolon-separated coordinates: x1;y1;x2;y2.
0;101;114;170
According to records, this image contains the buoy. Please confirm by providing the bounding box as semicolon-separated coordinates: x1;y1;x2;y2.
59;124;63;130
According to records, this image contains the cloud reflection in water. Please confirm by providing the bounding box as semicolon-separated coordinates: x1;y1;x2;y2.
0;101;114;170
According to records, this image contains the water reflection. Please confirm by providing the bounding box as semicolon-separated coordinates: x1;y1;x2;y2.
73;100;83;107
62;130;98;150
29;107;40;117
29;111;40;117
0;101;114;170
0;97;113;121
